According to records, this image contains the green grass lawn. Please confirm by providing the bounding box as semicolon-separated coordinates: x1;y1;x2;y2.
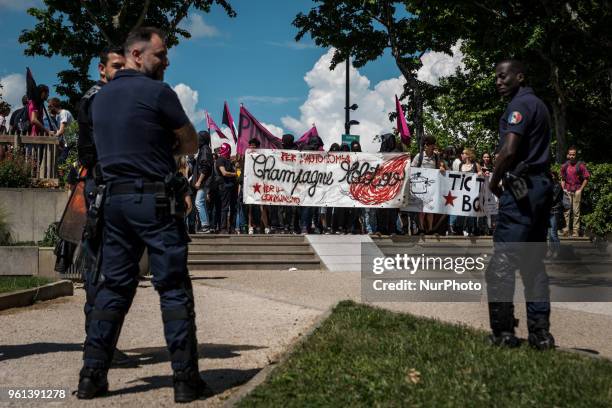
238;301;612;407
0;276;53;294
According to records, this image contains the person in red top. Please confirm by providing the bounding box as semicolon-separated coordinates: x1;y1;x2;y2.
28;84;51;136
560;146;590;237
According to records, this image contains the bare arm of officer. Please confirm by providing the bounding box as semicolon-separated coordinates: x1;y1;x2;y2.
490;132;521;196
173;122;198;155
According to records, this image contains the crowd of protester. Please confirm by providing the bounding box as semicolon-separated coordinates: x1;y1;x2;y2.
1;90;588;246
179;132;502;237
0;88;75;170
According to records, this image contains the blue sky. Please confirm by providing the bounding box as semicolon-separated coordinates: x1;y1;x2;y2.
0;0;462;152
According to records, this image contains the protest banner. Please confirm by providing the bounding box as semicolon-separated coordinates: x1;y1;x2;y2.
243;149;411;208
403;168;498;216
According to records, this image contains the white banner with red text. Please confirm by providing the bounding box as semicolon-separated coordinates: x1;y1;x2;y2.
242;150;498;215
242;149;411;208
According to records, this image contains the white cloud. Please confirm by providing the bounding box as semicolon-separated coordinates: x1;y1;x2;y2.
181;14;219;39
0;73;26;113
260;122;284;138
417;41;465;86
172;83;205;125
0;0;39;10
239;95;299;105
281;48;406;153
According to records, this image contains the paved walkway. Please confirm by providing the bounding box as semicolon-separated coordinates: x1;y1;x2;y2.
1;268;612;406
0;279;320;407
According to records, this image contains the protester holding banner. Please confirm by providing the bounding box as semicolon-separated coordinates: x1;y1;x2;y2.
349;141;366;234
244;138;261;234
299;135;325;234
457;148;481;236
376;133;401;235
411;135;446;234
279;134;299;233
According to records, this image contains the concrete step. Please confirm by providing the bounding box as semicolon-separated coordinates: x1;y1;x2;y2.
189;234;307;244
189;252;316;261
188;259;321;270
188;243;312;252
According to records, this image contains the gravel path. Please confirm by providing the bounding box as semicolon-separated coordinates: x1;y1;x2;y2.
2;267;611;407
0;278;320;407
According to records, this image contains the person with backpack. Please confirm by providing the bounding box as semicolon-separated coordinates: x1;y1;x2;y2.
560;146;589;237
8;95;30;135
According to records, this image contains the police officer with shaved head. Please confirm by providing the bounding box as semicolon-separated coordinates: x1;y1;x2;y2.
487;59;555;350
77;27;211;402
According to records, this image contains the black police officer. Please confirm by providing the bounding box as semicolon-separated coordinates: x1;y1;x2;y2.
77;27;208;402
76;45;126;361
487;59;555;350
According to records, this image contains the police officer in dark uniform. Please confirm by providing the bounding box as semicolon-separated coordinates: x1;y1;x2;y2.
487;59;555;350
77;27;209;402
76;45;125;359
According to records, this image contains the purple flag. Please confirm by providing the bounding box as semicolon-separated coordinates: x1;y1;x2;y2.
395;95;411;145
206;111;228;140
237;105;282;155
296;125;319;145
222;101;238;143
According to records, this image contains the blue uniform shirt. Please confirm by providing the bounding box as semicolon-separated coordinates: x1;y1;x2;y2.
92;69;189;181
498;86;551;171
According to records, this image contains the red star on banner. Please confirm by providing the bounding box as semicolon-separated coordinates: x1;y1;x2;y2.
252;183;262;194
443;190;457;206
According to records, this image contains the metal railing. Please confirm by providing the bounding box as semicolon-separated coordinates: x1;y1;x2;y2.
0;132;60;182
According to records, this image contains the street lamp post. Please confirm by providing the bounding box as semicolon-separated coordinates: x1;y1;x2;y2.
344;58;359;135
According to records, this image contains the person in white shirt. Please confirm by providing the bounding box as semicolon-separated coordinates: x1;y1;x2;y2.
48;97;75;164
48;97;74;138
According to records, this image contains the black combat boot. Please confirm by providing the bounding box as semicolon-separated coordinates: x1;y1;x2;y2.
528;317;555;350
488;302;520;348
76;367;109;399
173;365;213;403
490;331;521;348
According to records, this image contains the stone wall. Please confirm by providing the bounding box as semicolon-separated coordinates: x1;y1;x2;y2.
0;188;70;242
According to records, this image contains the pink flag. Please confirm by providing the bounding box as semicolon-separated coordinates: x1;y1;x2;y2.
206;111;228;140
237;105;282;155
296;124;319;146
222;101;238;144
395;95;411;145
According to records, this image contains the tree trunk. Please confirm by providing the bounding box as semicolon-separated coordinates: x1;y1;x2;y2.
550;99;567;164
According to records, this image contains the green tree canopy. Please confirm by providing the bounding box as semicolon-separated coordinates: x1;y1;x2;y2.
19;0;236;107
295;0;612;162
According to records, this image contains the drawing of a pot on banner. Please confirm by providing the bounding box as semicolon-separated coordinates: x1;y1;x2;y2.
405;169;436;211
